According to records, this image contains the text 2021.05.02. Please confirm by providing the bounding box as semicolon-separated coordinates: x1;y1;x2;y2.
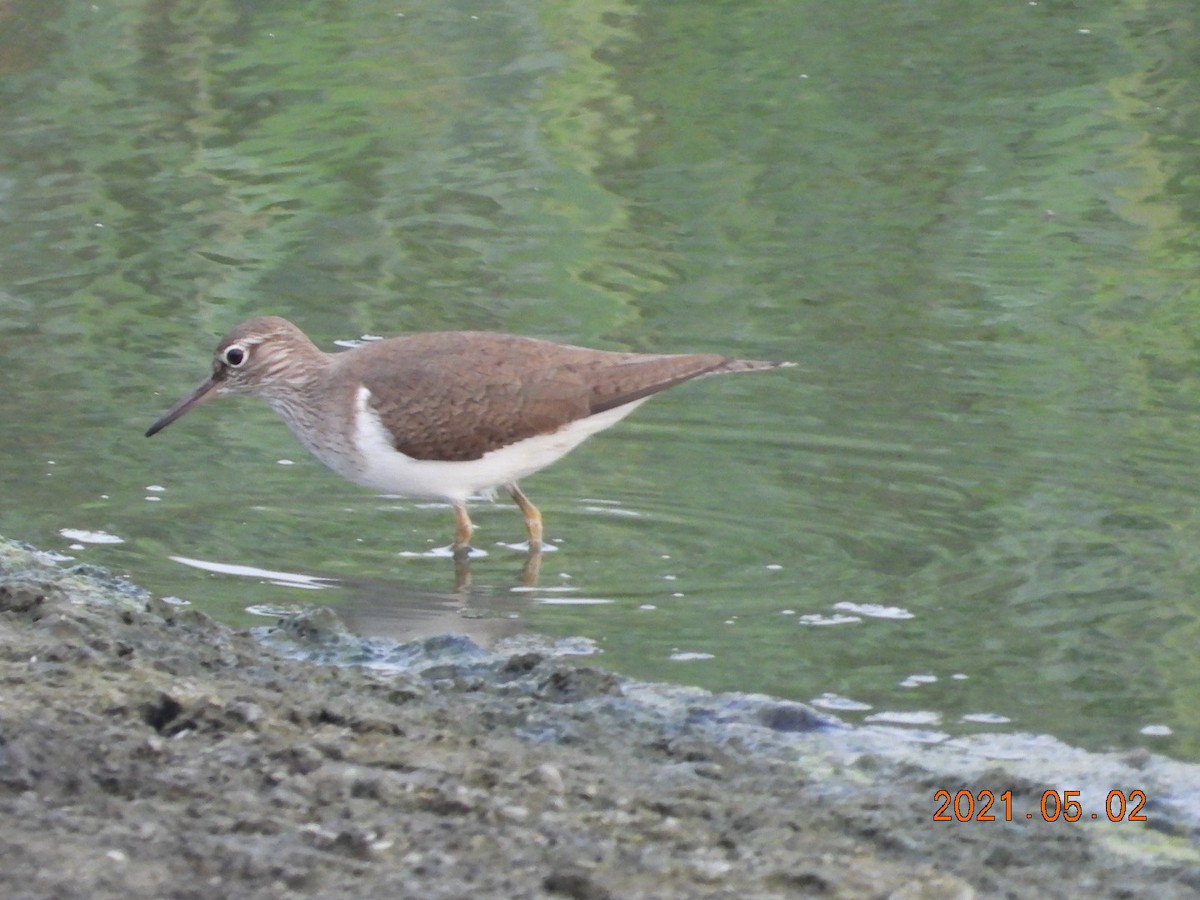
933;789;1147;822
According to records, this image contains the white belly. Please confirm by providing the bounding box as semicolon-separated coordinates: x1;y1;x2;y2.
343;386;649;502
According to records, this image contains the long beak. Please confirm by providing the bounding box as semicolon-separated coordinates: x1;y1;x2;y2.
145;375;221;437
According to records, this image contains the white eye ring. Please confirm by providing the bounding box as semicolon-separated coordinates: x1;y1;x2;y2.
223;344;248;367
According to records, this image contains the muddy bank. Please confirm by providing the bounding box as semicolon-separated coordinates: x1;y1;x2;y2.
0;537;1197;899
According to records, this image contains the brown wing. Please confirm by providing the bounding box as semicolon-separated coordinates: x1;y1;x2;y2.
345;332;734;461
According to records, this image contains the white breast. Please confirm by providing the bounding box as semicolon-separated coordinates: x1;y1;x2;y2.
344;386;649;503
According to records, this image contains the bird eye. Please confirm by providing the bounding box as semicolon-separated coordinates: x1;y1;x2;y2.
223;345;247;367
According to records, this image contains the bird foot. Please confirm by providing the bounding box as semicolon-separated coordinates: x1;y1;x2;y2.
400;544;488;559
498;539;556;554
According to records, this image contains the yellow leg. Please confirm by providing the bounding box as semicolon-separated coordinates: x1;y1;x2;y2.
451;501;475;549
505;483;543;549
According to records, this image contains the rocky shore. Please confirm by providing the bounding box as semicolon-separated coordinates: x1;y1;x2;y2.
1;536;1197;899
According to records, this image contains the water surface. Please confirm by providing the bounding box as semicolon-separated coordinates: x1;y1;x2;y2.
1;0;1199;761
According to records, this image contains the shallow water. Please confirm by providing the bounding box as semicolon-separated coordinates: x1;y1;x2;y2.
2;1;1200;761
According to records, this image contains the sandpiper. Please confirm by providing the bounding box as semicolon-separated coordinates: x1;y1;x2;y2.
146;316;791;550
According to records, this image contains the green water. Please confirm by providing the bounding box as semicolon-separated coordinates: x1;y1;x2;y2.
1;0;1199;761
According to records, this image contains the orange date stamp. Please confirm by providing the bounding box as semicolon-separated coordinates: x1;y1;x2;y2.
933;789;1147;822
